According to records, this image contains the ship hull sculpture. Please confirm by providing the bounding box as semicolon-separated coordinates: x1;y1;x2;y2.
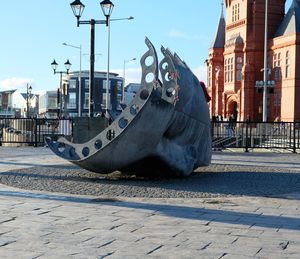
46;38;211;177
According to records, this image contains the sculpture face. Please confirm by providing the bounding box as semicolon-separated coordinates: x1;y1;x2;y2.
47;38;211;177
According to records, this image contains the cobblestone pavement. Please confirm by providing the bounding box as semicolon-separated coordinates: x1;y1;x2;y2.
0;147;299;258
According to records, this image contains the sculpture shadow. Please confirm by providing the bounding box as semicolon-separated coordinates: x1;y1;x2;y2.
0;190;299;231
1;164;300;199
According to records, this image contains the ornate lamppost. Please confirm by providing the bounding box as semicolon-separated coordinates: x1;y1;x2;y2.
70;0;133;117
51;59;72;118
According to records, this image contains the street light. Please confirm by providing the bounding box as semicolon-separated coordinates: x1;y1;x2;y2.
70;0;133;117
122;58;136;102
101;0;114;114
63;42;82;117
100;0;114;24
51;59;72;118
26;84;32;118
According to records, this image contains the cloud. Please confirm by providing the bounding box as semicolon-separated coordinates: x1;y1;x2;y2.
168;29;187;39
111;65;207;86
111;67;142;86
167;29;209;41
192;65;207;84
0;77;34;90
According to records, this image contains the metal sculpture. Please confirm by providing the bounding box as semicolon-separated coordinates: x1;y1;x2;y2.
46;38;211;176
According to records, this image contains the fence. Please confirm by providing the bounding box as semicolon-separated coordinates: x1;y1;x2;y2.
0;118;73;147
211;121;300;153
1;118;299;152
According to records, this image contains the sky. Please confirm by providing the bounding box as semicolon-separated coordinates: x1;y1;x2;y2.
0;0;293;107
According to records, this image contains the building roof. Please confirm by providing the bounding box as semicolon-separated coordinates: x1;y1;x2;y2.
275;0;300;37
20;93;36;100
210;3;226;49
69;70;119;77
0;89;16;94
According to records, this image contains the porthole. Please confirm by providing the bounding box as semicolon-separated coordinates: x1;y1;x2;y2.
162;62;168;70
145;73;154;83
57;143;65;153
82;147;90;157
140;89;149;100
94;139;102;150
118;117;128;129
130;104;139;115
145;56;154;67
106;129;116;141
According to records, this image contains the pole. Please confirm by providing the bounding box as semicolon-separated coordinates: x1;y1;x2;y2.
59;73;63;118
63;83;67;118
262;0;268;122
122;60;125;103
106;16;111;113
26;84;29;118
90;19;95;117
79;45;82;117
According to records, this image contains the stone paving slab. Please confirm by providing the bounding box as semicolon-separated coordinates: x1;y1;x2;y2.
0;187;299;258
0;147;299;258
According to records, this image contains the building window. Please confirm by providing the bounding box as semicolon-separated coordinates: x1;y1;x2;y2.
285;51;290;78
68;92;77;109
84;92;89;109
236;57;243;81
103;80;111;92
230;57;234;82
232;4;240;22
224;60;227;83
117;81;122;92
224;58;234;83
273;52;282;80
69;79;77;89
48;96;57;109
85;79;89;89
274;93;281;107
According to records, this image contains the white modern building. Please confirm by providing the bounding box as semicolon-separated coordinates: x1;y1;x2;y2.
39;91;59;118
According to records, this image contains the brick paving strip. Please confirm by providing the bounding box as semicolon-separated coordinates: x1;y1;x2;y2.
0;147;299;258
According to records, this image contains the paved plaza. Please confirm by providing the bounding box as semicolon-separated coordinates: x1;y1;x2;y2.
0;147;299;258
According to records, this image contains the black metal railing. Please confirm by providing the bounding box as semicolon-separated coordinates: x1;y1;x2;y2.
1;118;299;153
0;118;73;147
211;121;300;153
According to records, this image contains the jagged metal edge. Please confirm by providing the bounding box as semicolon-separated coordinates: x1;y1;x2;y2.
46;37;159;162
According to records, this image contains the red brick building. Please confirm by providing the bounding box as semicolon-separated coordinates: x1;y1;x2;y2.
207;0;300;122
